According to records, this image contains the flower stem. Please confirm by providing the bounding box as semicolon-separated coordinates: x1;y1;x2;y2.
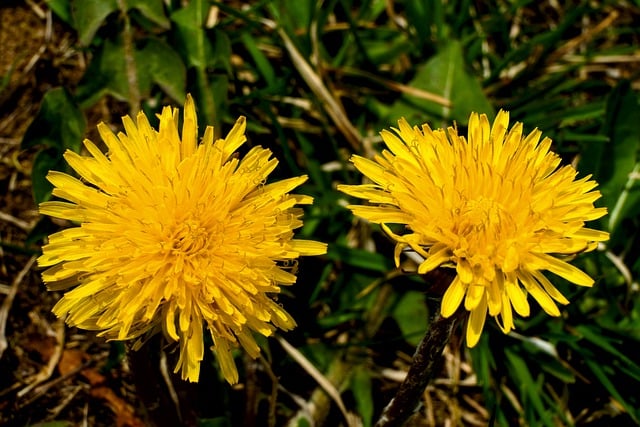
127;336;183;426
374;307;465;427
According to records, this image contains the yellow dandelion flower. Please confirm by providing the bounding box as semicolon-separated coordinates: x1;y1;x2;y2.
38;95;327;384
338;111;608;347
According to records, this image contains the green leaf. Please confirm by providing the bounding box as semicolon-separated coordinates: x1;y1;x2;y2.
361;32;412;65
574;325;640;379
127;0;170;28
77;36;186;106
505;348;556;427
586;81;640;239
196;417;232;427
404;0;444;45
22;87;85;153
171;1;228;126
470;336;513;426
32;149;67;204
240;32;276;88
136;38;186;102
21;88;85;203
387;40;494;126
71;0;118;45
209;29;232;74
295;131;331;191
316;311;363;329
299;342;335;373
351;366;374;427
272;0;313;33
557;101;607;128
76;38;129;106
171;0;214;69
25;217;55;247
391;291;429;346
45;0;72;24
519;340;575;384
326;245;393;273
584;358;639;423
207;73;229;123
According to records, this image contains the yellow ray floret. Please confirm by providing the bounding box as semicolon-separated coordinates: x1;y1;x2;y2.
39;95;327;384
338;110;608;347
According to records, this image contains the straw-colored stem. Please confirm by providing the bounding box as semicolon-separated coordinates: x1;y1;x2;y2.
116;0;140;116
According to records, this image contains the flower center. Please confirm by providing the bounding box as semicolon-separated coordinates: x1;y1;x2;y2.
453;197;518;269
457;197;506;237
170;220;210;256
447;197;511;282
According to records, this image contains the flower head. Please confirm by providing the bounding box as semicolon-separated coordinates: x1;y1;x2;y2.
338;111;608;346
39;95;326;383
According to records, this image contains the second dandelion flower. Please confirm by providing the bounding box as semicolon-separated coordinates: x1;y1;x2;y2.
338;110;609;346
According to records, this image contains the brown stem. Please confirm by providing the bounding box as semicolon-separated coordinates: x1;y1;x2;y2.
127;336;183;427
374;308;466;427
